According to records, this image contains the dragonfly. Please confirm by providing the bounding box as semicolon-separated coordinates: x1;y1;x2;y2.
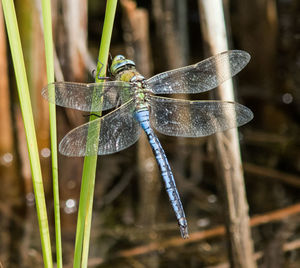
42;50;253;239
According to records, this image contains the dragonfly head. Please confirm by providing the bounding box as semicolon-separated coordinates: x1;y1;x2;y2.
110;55;136;77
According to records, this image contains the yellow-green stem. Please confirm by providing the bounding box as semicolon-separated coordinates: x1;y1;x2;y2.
40;0;62;266
73;1;118;267
1;0;53;266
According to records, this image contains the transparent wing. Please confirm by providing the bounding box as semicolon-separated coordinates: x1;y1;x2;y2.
59;100;141;156
42;81;133;112
146;50;250;94
148;95;253;137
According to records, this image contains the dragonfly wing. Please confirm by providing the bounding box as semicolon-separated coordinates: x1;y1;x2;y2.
148;95;253;137
59;100;141;156
42;81;133;112
146;50;250;94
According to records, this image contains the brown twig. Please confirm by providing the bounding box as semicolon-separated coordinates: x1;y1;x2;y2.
244;162;300;188
201;155;300;188
198;0;256;266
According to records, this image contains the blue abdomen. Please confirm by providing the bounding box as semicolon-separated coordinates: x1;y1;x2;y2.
134;108;189;238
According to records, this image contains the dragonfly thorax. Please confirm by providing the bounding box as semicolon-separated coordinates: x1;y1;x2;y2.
111;55;149;109
133;80;150;110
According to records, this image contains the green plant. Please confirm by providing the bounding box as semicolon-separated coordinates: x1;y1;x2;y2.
1;0;53;266
73;1;118;267
40;0;62;266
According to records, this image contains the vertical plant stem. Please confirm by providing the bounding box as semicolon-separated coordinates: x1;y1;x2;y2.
198;0;256;267
1;0;53;267
73;1;118;267
40;0;62;267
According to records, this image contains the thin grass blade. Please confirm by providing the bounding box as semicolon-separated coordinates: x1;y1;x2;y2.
40;0;62;266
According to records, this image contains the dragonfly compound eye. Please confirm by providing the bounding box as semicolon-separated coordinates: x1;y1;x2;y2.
110;55;136;76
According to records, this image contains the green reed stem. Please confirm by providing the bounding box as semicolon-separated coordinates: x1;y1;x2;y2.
40;0;62;266
73;1;118;267
1;0;53;266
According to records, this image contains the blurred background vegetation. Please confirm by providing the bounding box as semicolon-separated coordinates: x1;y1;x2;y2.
0;0;299;267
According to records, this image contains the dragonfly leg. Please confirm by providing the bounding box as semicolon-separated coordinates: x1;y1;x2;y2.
135;109;189;239
95;55;113;79
92;67;111;80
